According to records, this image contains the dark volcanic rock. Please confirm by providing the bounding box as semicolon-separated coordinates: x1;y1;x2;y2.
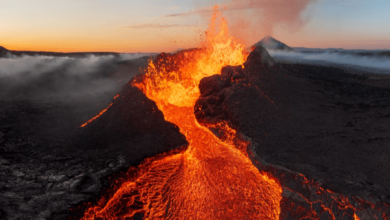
196;46;279;129
246;46;275;67
196;47;390;218
0;58;187;219
0;133;104;219
73;81;188;167
195;65;245;124
2;45;390;219
0;46;8;56
0;83;187;219
252;36;295;52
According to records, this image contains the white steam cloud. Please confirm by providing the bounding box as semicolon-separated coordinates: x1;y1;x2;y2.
0;53;151;102
269;50;390;73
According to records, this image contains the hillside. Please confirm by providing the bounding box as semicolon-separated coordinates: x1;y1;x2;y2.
252;36;295;52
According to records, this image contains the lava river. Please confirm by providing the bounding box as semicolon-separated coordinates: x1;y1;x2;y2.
82;6;282;219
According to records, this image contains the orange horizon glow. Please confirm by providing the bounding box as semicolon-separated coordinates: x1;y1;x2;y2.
3;34;390;53
1;39;195;54
1;24;203;53
2;0;390;53
3;14;390;53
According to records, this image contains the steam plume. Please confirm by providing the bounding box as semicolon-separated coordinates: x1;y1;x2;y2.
0;54;149;102
270;50;390;73
168;0;317;45
222;0;316;45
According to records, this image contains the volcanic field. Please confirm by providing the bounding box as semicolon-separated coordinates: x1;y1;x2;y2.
1;10;390;220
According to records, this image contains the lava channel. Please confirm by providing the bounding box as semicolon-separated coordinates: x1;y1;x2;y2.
81;6;282;220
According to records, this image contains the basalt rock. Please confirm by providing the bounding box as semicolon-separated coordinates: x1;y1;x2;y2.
0;68;188;219
252;36;296;52
245;46;275;67
72;81;188;167
0;46;8;57
0;135;131;219
2;46;390;219
195;47;279;128
195;47;390;219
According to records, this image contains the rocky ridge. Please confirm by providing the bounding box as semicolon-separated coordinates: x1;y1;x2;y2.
195;46;390;219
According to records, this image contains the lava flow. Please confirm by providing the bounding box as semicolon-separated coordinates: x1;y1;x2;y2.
80;95;119;128
80;103;113;128
82;6;282;220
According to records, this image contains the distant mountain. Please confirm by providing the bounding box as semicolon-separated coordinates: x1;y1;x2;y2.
252;36;295;52
0;46;121;58
0;46;9;55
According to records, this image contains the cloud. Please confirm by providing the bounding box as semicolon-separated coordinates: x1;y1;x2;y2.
165;8;211;17
125;23;197;29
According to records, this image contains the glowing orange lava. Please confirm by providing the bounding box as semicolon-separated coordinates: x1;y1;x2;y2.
354;213;361;220
82;6;282;219
80;103;113;128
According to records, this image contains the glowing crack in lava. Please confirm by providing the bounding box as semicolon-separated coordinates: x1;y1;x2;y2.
80;103;113;128
82;6;282;219
80;94;119;128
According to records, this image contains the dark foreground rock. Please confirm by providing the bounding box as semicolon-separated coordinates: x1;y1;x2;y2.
0;75;186;218
72;84;187;166
196;46;390;218
2;45;390;219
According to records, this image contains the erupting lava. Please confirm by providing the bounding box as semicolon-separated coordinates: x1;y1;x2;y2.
82;6;282;219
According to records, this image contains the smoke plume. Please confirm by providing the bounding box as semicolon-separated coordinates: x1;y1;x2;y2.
221;0;317;45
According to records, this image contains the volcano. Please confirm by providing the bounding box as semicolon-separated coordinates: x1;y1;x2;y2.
76;8;389;220
76;48;390;219
253;36;295;52
1;6;390;220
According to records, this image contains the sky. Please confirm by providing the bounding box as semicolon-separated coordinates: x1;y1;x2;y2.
0;0;389;52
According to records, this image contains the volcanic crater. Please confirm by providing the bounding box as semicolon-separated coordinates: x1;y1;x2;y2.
75;45;390;219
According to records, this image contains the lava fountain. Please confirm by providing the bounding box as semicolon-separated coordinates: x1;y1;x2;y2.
82;6;282;220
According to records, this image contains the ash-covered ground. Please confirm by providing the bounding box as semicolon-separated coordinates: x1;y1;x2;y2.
1;47;390;219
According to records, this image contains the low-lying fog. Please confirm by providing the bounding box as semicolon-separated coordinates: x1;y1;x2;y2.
269;49;390;74
2;48;389;106
0;53;153;103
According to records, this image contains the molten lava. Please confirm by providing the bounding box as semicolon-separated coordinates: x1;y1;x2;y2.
82;6;282;219
80;103;113;128
78;5;390;220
